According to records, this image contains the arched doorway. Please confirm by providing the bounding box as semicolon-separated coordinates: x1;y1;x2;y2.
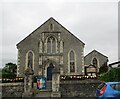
47;63;54;80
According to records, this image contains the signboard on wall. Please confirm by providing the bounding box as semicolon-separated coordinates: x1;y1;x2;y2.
87;68;96;72
36;76;46;90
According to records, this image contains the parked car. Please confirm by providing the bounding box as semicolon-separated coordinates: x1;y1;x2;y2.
96;82;120;99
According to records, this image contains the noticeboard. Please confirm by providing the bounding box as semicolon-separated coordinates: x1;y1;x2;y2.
36;76;46;90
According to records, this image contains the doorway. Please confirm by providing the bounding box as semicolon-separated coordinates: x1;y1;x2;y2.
47;63;54;80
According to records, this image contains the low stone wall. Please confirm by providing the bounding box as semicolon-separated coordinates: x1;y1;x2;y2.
1;79;101;97
1;83;24;97
60;79;101;97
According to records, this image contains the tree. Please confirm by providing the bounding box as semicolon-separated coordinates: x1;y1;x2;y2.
2;62;17;79
99;62;108;74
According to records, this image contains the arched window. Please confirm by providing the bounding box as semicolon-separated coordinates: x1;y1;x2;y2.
92;58;98;67
28;52;33;68
47;36;56;53
70;51;75;73
26;51;34;70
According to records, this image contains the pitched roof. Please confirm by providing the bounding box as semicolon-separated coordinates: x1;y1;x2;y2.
85;50;108;58
109;61;120;67
16;17;85;47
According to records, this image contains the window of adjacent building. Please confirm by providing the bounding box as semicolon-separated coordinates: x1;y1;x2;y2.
70;51;75;73
92;58;98;67
47;36;56;53
27;51;33;69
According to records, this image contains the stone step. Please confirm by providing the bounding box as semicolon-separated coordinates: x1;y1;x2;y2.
35;91;51;97
46;81;52;90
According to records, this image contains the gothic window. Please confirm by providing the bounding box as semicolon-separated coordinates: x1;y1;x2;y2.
27;51;34;69
70;51;75;73
92;58;98;67
47;36;56;53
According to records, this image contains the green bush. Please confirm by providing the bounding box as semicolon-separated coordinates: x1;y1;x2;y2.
2;62;17;79
99;63;108;74
99;68;120;82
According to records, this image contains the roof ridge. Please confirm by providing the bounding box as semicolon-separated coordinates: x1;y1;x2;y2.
85;49;108;58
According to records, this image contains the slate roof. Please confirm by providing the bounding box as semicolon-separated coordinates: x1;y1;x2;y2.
85;50;108;58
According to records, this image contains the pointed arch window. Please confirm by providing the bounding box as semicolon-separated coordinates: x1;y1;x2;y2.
92;58;98;67
26;51;34;70
47;36;56;53
70;51;75;73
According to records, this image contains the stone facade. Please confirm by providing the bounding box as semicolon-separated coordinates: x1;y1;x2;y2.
16;17;85;78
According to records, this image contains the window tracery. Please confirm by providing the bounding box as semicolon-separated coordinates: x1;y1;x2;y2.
47;36;56;53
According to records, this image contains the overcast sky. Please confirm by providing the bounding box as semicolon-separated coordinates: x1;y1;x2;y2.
0;0;119;68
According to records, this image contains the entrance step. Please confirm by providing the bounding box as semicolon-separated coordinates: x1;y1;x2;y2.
35;91;51;97
34;81;52;97
46;81;52;91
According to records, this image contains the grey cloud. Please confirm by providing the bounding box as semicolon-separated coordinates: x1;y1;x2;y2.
1;1;118;68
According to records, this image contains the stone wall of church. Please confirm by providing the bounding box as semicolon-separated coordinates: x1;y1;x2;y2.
60;30;84;75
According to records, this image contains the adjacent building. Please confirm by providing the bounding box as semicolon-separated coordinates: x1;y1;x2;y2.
84;50;108;73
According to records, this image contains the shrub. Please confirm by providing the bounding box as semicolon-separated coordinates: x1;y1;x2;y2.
99;68;120;82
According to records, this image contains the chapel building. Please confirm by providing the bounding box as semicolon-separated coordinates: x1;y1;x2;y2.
16;17;85;80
